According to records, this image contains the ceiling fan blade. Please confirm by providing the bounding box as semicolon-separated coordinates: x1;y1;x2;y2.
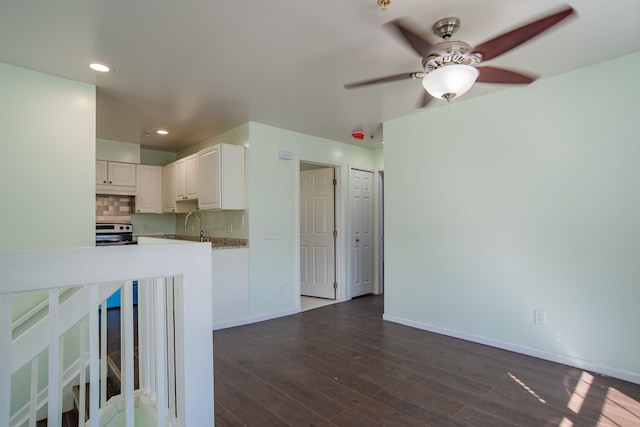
416;91;434;108
344;72;422;89
471;6;575;61
386;19;435;58
475;66;536;84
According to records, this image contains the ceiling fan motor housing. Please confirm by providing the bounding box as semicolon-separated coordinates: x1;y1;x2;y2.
422;40;482;73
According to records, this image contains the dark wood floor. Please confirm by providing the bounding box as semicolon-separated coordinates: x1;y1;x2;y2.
213;295;640;426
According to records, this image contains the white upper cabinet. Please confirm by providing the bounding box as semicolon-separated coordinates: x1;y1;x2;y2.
162;162;177;213
96;160;108;185
108;162;136;186
198;144;245;210
135;165;162;214
174;158;186;200
186;153;199;200
174;153;198;201
96;160;136;194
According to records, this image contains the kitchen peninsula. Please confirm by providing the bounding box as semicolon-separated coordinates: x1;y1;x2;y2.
140;234;247;249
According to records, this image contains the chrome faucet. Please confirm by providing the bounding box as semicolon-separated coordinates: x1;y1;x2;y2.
184;211;207;242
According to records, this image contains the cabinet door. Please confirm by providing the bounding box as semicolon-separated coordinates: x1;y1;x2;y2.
96;160;108;184
174;158;187;200
198;146;221;210
136;165;162;213
163;163;177;212
219;144;245;210
108;162;136;186
186;153;199;200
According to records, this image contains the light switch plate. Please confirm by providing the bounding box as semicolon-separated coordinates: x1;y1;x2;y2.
263;229;278;240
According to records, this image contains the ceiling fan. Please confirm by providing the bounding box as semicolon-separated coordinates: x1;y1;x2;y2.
344;5;575;107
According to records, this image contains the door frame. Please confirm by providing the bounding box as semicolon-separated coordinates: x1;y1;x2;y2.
374;169;384;295
295;157;345;310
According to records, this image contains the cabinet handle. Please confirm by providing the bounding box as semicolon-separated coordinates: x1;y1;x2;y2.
103;180;107;184
108;181;112;184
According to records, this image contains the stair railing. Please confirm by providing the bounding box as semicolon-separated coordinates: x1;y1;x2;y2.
0;240;214;427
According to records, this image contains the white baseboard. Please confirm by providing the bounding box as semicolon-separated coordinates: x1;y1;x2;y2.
213;308;299;331
383;313;640;385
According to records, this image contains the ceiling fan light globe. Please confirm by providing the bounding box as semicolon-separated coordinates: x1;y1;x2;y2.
422;64;479;100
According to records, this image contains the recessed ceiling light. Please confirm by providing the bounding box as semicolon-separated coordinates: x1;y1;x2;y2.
89;63;112;73
156;129;169;135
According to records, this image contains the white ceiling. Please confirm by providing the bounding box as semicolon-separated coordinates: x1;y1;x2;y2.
0;0;638;152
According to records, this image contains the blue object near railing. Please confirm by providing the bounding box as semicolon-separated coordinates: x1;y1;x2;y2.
103;281;138;309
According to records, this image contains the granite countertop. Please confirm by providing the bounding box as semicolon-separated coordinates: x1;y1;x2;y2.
138;235;248;249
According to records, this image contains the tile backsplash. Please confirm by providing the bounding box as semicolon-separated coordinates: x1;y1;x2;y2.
96;195;134;223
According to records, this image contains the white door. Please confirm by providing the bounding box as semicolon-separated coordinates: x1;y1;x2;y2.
300;168;336;299
350;168;374;297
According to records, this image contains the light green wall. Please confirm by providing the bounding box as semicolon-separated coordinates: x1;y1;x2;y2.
373;147;384;170
96;138;140;163
176;123;249;158
247;122;376;316
0;62;95;250
0;61;96;413
131;213;176;236
140;148;176;166
384;53;640;377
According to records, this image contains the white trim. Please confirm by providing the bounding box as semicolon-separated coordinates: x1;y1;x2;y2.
383;313;640;385
213;308;298;331
374;168;384;295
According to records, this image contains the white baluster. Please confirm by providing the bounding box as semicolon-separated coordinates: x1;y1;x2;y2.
100;297;107;408
137;279;149;395
141;280;157;400
0;294;12;427
47;289;61;426
154;277;167;427
89;287;100;427
29;358;38;427
166;278;177;422
122;281;135;427
78;317;87;426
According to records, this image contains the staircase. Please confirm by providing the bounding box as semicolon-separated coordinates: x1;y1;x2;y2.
71;306;140;426
9;286;139;427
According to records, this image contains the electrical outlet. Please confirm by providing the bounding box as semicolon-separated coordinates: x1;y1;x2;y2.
534;309;547;325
